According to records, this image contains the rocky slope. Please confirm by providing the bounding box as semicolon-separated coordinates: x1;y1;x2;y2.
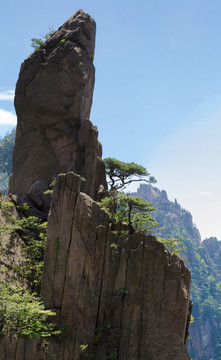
132;184;221;360
0;10;192;360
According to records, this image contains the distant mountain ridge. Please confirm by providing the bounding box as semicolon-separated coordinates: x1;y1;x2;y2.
0;128;15;193
131;183;221;360
0;124;15;139
203;236;221;272
131;183;201;242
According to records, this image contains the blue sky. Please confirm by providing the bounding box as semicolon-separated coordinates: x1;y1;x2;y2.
1;0;221;239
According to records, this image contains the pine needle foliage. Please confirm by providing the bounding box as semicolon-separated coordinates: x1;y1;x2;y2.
99;194;158;234
103;157;156;191
30;27;55;51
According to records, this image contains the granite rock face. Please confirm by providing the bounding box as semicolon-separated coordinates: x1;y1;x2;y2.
2;10;192;359
42;173;191;360
132;183;221;360
0;172;191;359
9;9;106;215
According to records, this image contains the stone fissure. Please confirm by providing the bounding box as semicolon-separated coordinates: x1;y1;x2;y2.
2;9;192;360
51;181;65;307
59;191;79;313
94;222;108;332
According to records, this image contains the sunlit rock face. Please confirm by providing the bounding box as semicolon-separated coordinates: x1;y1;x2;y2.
3;9;192;359
0;172;192;359
9;9;106;217
42;172;192;360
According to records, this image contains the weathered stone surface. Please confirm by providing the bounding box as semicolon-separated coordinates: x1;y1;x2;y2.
9;9;106;214
0;172;191;359
3;8;192;358
43;172;191;359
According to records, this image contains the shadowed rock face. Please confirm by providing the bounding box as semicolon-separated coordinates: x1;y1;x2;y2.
9;9;106;215
2;10;192;359
0;172;192;359
42;173;192;360
0;173;191;360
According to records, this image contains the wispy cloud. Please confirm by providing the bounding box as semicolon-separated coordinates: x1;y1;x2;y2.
0;90;15;101
200;191;212;196
0;109;17;124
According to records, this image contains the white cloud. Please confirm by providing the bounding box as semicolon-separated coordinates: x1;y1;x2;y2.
200;192;212;196
0;109;17;124
0;90;15;101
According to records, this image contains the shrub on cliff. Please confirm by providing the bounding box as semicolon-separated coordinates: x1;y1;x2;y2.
0;283;59;338
99;193;158;234
30;27;55;51
103;157;156;191
101;158;157;234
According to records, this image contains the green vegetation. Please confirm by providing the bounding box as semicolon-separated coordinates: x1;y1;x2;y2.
17;217;47;293
43;178;56;195
0;208;47;293
101;158;158;236
101;158;186;260
157;237;187;256
0;128;15;194
103;157;156;191
0;283;59;338
99;194;157;234
0;197;61;339
30;27;55;51
102;158;185;260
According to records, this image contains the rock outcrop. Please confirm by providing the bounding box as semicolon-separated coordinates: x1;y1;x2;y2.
132;183;221;360
203;237;221;272
0;172;191;359
132;183;201;243
1;10;192;359
9;9;106;217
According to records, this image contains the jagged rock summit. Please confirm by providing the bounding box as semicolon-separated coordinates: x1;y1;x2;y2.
203;237;221;272
9;9;106;217
2;10;192;360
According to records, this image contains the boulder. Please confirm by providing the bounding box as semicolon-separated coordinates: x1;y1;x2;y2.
9;9;107;217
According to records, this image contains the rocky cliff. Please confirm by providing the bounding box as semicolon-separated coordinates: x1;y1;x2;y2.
132;184;221;360
9;9;106;219
0;10;192;360
203;237;221;272
131;184;201;243
0;172;191;360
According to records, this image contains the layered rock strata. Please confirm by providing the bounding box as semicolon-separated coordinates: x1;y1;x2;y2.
1;172;191;359
9;9;106;217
